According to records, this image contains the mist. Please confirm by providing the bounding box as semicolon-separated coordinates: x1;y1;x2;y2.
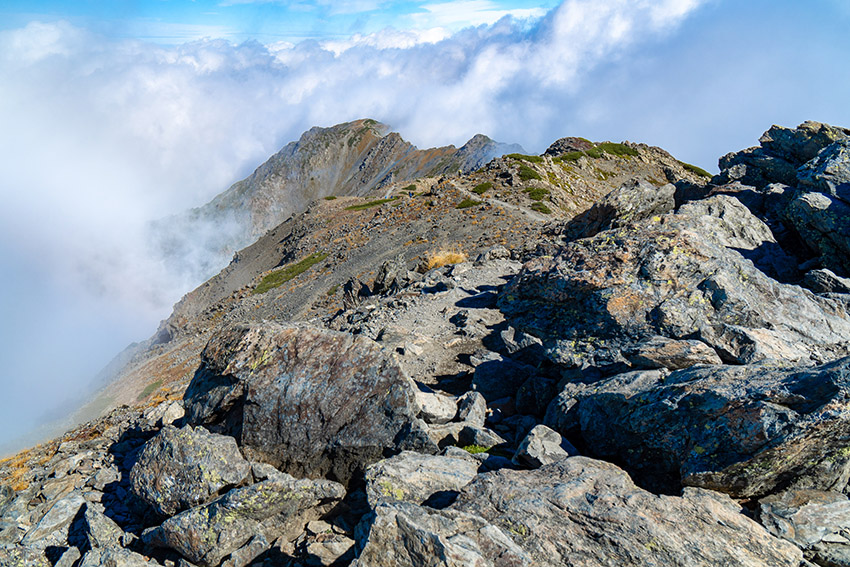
1;0;849;454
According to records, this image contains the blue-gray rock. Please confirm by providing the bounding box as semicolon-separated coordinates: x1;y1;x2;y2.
797;139;850;204
183;323;436;486
130;424;251;517
546;357;850;498
512;425;577;468
365;451;479;508
785;189;850;276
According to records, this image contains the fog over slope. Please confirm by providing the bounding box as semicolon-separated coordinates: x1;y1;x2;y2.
0;0;848;453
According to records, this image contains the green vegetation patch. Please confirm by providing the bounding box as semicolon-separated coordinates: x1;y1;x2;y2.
506;153;543;164
253;252;329;295
345;196;400;211
531;202;553;214
401;184;417;192
461;445;490;454
679;161;713;178
327;284;339;296
456;198;482;209
518;164;542;182
323;195;337;200
137;379;163;402
555;151;584;163
524;187;550;201
472;181;493;195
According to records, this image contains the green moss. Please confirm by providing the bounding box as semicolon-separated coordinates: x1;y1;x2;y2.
596;142;639;157
327;284;339;296
679;161;713;178
323;195;337;200
253;252;329;295
345;196;399;211
472;181;493;195
531;202;552;214
401;184;417;192
555;151;585;163
137;379;163;402
462;445;490;454
506;153;543;164
518;164;541;181
456;198;482;209
524;187;550;201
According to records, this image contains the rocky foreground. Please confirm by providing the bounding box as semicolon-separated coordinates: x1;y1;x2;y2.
3;121;850;566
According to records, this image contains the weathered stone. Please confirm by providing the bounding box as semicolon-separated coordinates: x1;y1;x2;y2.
500;203;850;369
342;277;371;310
81;504;126;549
512;425;577;468
804;269;850;294
759;489;850;548
514;376;557;416
220;534;269;567
624;335;722;370
184;323;436;485
373;254;408;295
54;546;81;567
456;392;486;428
302;534;354;566
797;139;850;204
143;400;185;428
0;546;50;567
785;189;850;276
471;357;535;401
546;357;850;498
145;474;344;567
413;389;457;425
20;491;85;549
760;121;850;165
544;136;594;156
78;547;162;567
354;457;802;567
564;178;675;240
130;424;251;517
717;147;798;189
365;451;478;508
457;426;506;450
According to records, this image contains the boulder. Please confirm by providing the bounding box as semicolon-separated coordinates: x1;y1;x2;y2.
413;389;457;425
623;335;722;370
545;357;850;498
145;474;344;567
130;425;251;517
184;323;437;485
365;451;478;508
760;489;850;549
471;357;535;401
0;546;51;566
563;178;675;240
760;121;850;165
499;203;850;369
78;548;163;567
512;425;577;468
797;138;850;203
804;269;850;294
785;189;850;277
20;491;86;549
354;457;802;567
543;136;594;156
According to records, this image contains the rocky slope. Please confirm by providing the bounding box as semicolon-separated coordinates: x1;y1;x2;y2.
4;121;850;567
150;119;525;280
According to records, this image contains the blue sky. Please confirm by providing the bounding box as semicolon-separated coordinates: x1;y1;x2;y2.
0;0;849;453
0;0;558;42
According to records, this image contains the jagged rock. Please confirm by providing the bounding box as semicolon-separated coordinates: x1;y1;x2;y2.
500;203;850;369
78;547;163;567
797;139;850;203
760;121;850;165
804;269;850;294
365;451;478;508
0;546;50;566
54;547;81;567
471;357;535;401
220;534;269;567
20;491;86;549
130;424;251;517
457;426;506;450
623;335;722;370
413;389;457;425
512;425;577;468
142;400;185;428
717;147;799;188
473;245;510;265
456;392;486;428
543;136;594;156
545;357;850;498
373;254;408;295
81;504;129;549
785;189;850;277
184;323;437;485
760;489;850;549
145;474;344;567
342;277;371;310
354;457;802;567
301;533;355;566
564;178;675;239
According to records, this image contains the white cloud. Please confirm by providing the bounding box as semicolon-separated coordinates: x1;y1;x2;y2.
414;1;548;28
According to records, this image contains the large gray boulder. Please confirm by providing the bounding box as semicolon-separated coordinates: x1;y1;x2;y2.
797;138;850;203
184;323;437;485
130;424;251;516
365;451;479;508
545;357;850;499
354;457;802;567
499;198;850;370
785;187;850;277
145;474;344;567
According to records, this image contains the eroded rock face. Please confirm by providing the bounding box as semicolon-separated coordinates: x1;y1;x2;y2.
145;474;344;567
499;200;850;370
364;451;479;508
545;357;850;498
184;323;437;485
130;424;251;517
354;457;802;567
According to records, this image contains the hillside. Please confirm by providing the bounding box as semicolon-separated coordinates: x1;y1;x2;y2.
3;120;850;567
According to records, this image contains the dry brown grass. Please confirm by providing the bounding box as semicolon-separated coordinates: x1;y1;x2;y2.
0;443;57;491
425;248;468;270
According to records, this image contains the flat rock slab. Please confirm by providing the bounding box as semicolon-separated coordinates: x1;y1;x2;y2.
354;457;801;567
130;424;251;516
365;451;479;508
184;323;437;485
146;474;344;567
545;357;850;498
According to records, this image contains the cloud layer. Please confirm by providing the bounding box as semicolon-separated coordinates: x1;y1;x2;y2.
1;0;849;452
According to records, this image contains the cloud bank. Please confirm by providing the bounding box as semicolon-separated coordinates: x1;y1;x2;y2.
1;0;849;452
